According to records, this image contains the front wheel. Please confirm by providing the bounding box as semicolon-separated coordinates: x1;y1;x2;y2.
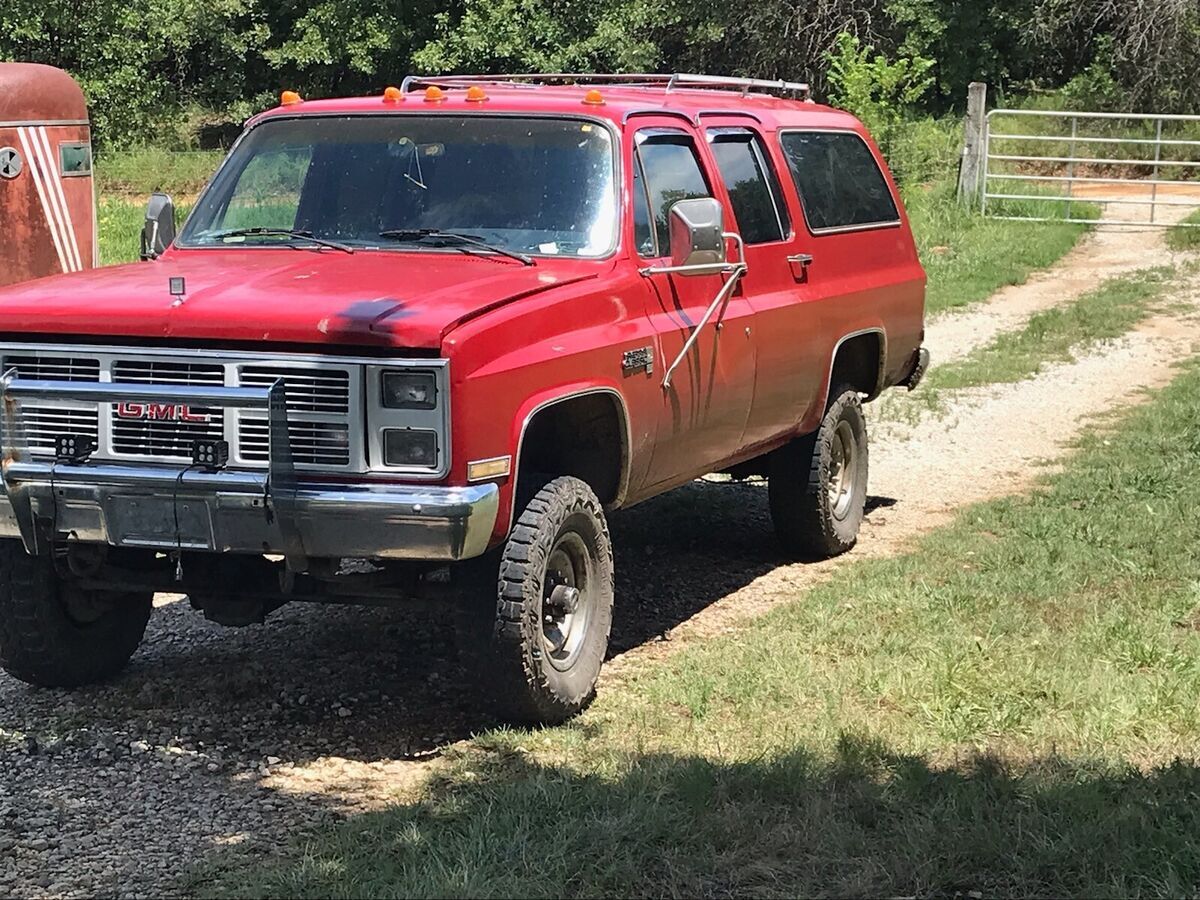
458;476;614;725
769;385;869;559
0;541;152;687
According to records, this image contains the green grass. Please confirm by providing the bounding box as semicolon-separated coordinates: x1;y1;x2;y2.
95;146;223;198
904;180;1092;316
1167;209;1200;251
923;265;1178;395
197;353;1200;898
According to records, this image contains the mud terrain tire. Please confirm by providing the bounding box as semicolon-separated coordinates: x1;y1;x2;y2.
769;385;869;559
0;540;152;687
458;476;614;725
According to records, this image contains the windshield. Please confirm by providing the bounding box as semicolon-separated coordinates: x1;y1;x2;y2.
179;115;618;258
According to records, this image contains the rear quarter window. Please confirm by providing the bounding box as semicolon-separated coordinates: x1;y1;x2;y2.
778;131;899;232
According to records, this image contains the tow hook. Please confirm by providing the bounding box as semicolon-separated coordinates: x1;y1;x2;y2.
901;346;930;391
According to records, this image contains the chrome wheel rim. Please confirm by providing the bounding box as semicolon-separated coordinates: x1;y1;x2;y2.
828;420;857;521
541;530;594;672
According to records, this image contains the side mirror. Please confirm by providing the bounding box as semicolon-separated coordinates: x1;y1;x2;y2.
140;192;176;260
668;197;727;272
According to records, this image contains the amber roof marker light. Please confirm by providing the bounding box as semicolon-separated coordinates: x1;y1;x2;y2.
582;89;605;106
424;85;446;102
280;90;302;106
466;85;489;102
383;86;404;103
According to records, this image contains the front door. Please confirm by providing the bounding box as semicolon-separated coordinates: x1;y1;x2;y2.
702;119;824;449
632;124;757;490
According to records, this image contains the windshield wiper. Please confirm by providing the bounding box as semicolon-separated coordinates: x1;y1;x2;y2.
378;229;534;266
203;228;355;254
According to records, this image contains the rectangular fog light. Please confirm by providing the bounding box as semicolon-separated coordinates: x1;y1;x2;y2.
383;428;438;468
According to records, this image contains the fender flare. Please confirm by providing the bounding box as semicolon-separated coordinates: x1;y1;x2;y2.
818;326;888;411
501;384;633;535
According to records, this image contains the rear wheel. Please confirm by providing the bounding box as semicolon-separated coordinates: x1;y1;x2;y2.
457;476;614;725
0;541;152;687
769;385;868;559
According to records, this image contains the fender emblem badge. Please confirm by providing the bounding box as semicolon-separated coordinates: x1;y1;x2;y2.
622;346;654;376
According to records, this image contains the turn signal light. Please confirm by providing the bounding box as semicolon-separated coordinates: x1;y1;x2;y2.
424;85;445;102
465;85;488;102
280;90;302;105
583;89;605;106
383;86;403;103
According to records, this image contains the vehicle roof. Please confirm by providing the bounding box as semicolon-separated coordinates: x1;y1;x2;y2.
248;83;864;133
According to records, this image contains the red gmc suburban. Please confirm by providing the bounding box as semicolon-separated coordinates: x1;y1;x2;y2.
0;74;927;724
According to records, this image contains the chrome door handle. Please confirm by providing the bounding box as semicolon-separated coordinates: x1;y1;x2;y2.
787;253;813;266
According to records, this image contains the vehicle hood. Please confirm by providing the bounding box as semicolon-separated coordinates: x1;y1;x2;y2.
0;249;603;349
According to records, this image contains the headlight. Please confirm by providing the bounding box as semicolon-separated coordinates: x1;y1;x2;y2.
383;428;438;467
381;370;437;410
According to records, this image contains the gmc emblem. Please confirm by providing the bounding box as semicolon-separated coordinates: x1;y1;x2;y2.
114;402;210;423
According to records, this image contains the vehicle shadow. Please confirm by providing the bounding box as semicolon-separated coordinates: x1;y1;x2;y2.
99;479;808;760
184;733;1200;897
17;479;894;768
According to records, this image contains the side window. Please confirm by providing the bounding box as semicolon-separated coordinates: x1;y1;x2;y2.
632;154;655;256
222;145;313;231
635;133;711;257
707;129;790;244
778;131;899;231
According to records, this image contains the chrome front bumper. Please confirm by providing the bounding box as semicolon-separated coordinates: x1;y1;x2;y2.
0;374;498;566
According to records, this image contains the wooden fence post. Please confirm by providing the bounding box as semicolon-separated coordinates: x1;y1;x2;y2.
957;82;987;207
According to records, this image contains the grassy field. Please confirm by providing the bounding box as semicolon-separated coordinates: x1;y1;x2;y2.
198;352;1200;898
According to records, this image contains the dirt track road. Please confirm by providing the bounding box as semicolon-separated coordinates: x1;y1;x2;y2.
3;212;1200;898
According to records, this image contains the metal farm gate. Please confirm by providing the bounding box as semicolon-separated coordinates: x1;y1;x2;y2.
980;108;1200;227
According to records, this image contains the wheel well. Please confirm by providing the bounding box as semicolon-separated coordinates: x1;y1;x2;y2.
518;393;626;506
830;332;884;399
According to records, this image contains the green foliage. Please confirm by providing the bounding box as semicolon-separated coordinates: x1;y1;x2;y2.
5;0;1200;147
825;32;935;134
414;0;661;73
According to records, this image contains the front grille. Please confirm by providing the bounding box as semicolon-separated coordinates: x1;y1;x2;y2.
3;355;99;382
238;366;351;414
21;406;100;452
238;417;351;466
112;360;224;386
112;414;224;457
4;349;364;471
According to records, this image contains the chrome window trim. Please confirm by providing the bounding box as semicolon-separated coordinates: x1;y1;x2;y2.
178;111;624;261
776;127;902;236
705;126;793;245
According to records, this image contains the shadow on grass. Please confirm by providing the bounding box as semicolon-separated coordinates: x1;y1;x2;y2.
193;733;1200;898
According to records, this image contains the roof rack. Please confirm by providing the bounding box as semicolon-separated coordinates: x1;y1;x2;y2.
399;73;811;101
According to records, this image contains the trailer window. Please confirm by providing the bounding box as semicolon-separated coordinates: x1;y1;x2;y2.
779;131;899;232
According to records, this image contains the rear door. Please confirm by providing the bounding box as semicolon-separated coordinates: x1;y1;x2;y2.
632;123;757;489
